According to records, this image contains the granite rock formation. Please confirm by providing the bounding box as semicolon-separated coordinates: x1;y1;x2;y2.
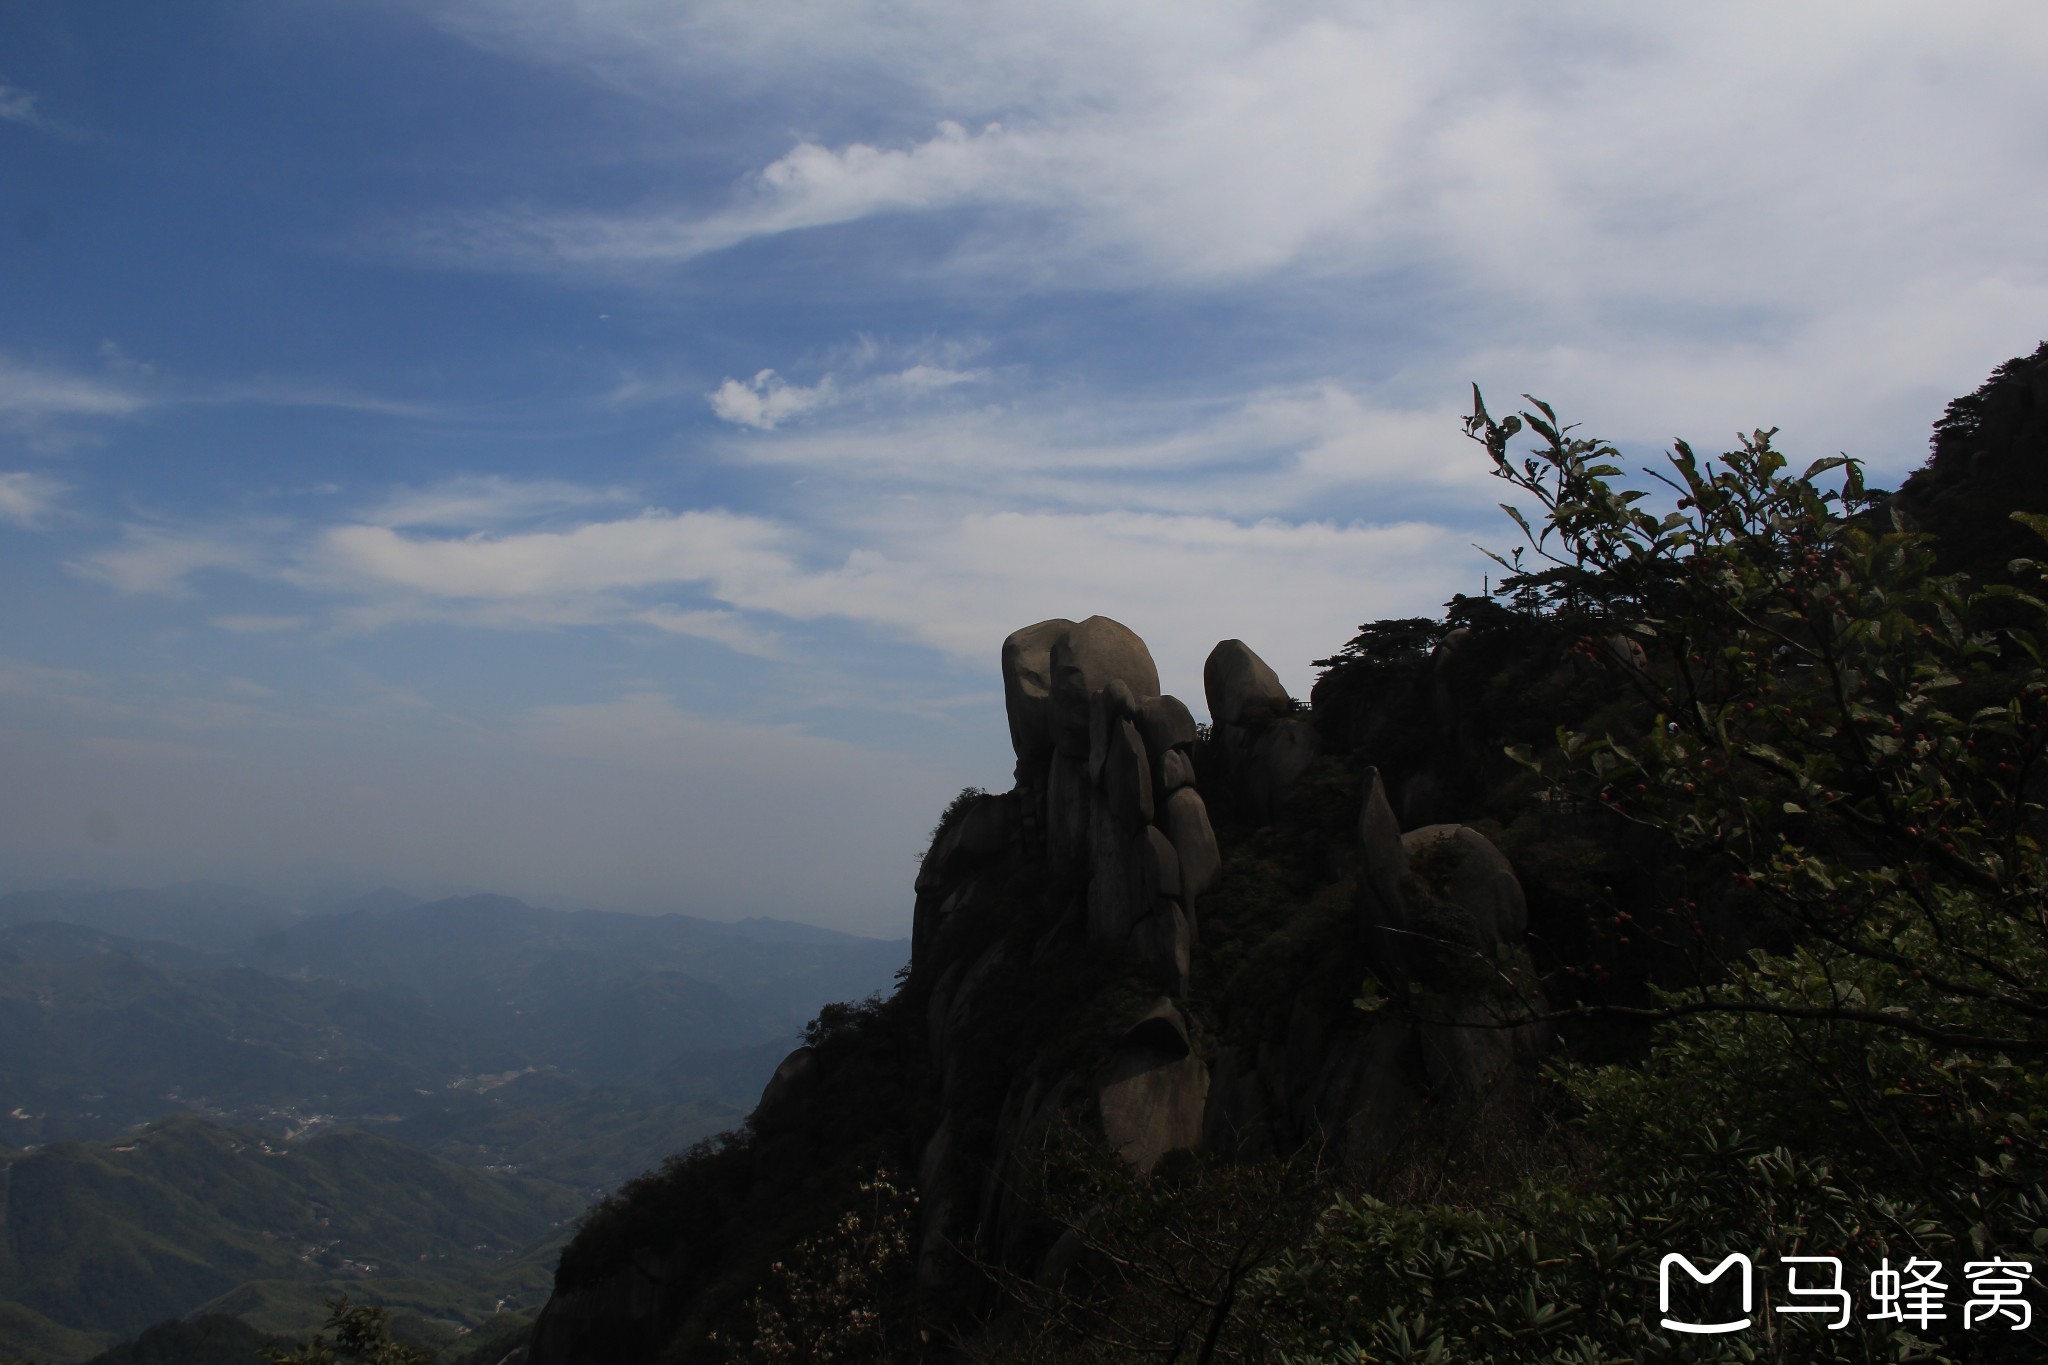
529;616;1550;1361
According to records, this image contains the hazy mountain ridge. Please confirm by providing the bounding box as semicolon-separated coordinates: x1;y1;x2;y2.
1;893;907;1147
249;895;907;1046
0;890;905;1361
0;923;482;1147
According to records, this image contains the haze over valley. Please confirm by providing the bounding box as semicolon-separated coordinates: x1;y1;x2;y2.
0;882;904;1358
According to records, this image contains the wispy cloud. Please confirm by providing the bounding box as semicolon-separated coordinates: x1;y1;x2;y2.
707;370;838;430
411;119;1014;270
207;614;310;634
0;472;66;528
0;357;145;420
0;353;444;440
308;507;792;599
279;488;1464;699
197;380;450;420
631;606;786;658
363;475;637;530
414;2;2048;354
72;525;265;596
0;83;39;126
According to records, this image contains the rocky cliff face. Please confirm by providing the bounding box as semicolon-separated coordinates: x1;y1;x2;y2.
529;622;1556;1361
527;614;1554;1362
909;617;1549;1305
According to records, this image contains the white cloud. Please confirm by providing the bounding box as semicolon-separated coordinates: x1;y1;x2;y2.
632;605;786;659
712;508;1468;701
0;656;102;703
714;379;1483;520
417;2;2048;329
208;615;309;634
886;364;983;394
310;507;792;599
72;526;261;596
363;475;636;529
0;472;65;528
0;83;40;126
0;358;144;420
291;491;1467;702
705;359;990;430
707;369;837;429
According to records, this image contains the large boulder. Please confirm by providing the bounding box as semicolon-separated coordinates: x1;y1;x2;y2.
1135;693;1198;759
1144;825;1182;898
1401;824;1528;959
1162;787;1220;901
1242;719;1319;819
1356;766;1408;925
1085;804;1148;945
1087;678;1140;786
1101;717;1155;828
1002;619;1075;773
1203;639;1287;727
1045;753;1091;888
1051;617;1160;758
1132;901;1192;997
1097;1001;1207;1173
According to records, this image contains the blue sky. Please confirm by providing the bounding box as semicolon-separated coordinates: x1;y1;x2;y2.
3;1;2045;932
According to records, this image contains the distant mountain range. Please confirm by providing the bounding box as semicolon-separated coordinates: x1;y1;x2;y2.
0;888;905;1149
0;884;907;1362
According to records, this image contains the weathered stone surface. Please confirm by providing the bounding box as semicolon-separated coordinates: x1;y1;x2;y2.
1085;804;1146;945
1102;717;1155;827
1132;900;1192;997
752;1046;819;1135
1088;678;1140;785
1002;619;1075;774
1402;823;1528;956
1162;787;1220;900
1098;1000;1207;1173
1203;639;1287;728
938;941;1009;1091
1046;753;1091;888
1158;747;1196;793
1051;616;1160;757
1135;693;1198;759
1145;825;1182;899
1356;766;1408;929
1242;717;1319;819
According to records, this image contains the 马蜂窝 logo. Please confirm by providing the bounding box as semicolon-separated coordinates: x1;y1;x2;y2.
1657;1253;2032;1336
1659;1253;1752;1334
